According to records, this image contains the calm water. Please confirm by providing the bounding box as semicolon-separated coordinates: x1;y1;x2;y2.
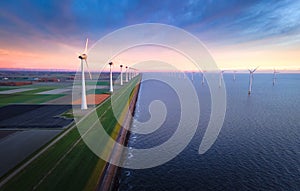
119;73;300;191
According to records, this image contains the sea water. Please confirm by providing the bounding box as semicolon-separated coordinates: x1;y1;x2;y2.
118;73;300;191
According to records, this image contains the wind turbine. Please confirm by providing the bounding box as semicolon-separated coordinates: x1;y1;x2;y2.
219;70;224;88
233;70;237;81
128;67;132;80
78;38;92;110
248;66;259;95
201;71;205;85
120;64;123;85
191;72;194;81
273;68;279;86
125;66;128;82
109;62;113;93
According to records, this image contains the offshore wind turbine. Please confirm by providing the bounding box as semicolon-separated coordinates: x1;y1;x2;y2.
233;70;237;81
201;71;205;85
248;66;259;95
273;68;279;86
219;70;224;88
77;38;92;110
109;62;113;93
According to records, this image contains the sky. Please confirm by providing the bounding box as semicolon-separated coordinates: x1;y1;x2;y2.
0;0;300;71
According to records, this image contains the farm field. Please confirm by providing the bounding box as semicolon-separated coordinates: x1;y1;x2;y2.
0;130;19;140
72;94;110;105
0;129;62;177
0;86;68;107
0;88;36;94
0;76;140;191
0;105;73;129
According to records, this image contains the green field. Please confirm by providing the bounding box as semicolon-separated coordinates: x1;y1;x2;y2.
0;76;140;191
87;81;110;86
0;87;17;91
74;81;110;86
0;87;65;106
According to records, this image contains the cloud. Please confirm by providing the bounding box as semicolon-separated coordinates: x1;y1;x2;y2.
211;0;300;45
1;0;300;45
0;0;300;70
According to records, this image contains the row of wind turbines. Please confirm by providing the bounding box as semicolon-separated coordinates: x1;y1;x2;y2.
78;38;138;110
220;67;279;95
173;66;279;95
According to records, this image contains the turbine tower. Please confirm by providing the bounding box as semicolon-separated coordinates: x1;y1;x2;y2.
248;66;259;95
201;71;205;85
219;70;224;88
233;70;237;81
273;68;279;86
125;66;128;82
109;62;113;93
128;67;132;81
78;38;92;110
120;64;123;85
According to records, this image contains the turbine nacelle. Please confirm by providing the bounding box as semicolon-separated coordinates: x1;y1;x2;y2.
78;54;87;60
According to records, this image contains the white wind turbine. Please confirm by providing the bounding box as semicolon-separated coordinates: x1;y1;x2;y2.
128;67;132;81
77;38;92;110
248;66;259;95
233;70;237;81
109;62;113;93
201;71;205;85
219;70;224;88
125;66;129;82
273;68;279;86
120;64;123;86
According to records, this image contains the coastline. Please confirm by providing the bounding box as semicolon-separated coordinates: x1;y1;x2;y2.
96;77;141;191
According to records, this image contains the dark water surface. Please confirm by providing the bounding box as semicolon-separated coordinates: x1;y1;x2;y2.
119;73;300;191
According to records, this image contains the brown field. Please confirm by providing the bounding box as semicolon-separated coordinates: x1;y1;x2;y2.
0;82;32;86
72;94;110;105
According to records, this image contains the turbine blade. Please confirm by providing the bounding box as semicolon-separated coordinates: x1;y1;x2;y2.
84;38;89;54
85;60;92;80
253;66;259;72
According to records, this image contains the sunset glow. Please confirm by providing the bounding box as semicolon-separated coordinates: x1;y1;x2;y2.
0;1;299;71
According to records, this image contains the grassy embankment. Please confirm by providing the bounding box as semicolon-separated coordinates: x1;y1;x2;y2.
0;76;140;191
